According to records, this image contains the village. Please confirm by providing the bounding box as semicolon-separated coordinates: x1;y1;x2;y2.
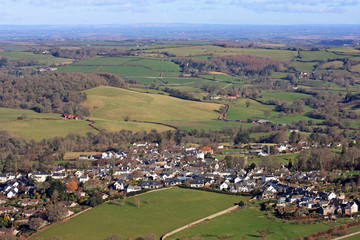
0;141;359;238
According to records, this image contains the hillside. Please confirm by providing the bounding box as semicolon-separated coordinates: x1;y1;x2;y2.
84;86;222;131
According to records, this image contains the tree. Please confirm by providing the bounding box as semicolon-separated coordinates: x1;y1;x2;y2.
238;200;245;207
66;181;78;192
104;234;122;240
234;132;250;145
29;217;47;230
263;110;271;119
134;197;141;208
88;195;104;207
245;100;251;108
257;229;272;240
47;204;68;222
272;131;287;144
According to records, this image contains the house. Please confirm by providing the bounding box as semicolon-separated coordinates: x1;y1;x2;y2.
32;172;50;182
200;146;214;155
190;180;204;188
164;178;183;186
62;114;79;120
141;181;163;189
51;172;67;180
0;206;19;214
320;206;336;216
219;182;229;190
0;227;19;237
22;209;39;218
79;175;89;183
113;180;125;190
262;174;276;183
0;174;16;183
126;185;142;193
58;201;78;208
18;199;39;207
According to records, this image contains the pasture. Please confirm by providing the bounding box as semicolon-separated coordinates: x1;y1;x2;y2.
0;108;61;122
150;45;297;60
34;188;246;240
0;52;73;65
260;91;312;102
83;86;221;131
60;56;182;78
170;205;346;240
0;119;96;141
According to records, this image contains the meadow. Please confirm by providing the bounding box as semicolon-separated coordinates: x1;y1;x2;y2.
0;108;97;140
83;86;221;131
260;91;312;102
60;56;182;78
0;52;73;65
34;188;246;240
149;45;298;60
170;205;347;240
0;119;96;141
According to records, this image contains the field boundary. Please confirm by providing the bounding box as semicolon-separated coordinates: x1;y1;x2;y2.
29;187;173;239
161;205;239;240
332;231;360;240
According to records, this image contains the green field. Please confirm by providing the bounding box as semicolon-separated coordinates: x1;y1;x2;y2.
99;65;162;77
260;92;312;102
320;60;344;69
0;52;73;65
57;65;99;73
34;188;246;240
171;206;345;240
226;99;275;121
152;45;297;60
0;119;96;141
60;56;182;78
351;64;360;73
0;108;61;122
0;45;33;51
226;99;319;124
0;108;97;140
83;86;221;131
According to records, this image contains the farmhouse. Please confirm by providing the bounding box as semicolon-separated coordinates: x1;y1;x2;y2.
62;114;79;120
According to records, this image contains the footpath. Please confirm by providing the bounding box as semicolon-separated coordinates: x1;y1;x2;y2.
161;205;239;240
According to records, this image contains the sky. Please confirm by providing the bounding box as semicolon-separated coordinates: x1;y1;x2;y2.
0;0;359;25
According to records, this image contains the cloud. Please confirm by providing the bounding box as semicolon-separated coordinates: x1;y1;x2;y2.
228;0;360;13
3;0;358;14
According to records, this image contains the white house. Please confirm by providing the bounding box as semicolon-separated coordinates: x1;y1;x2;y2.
113;180;124;191
79;175;89;183
32;172;50;182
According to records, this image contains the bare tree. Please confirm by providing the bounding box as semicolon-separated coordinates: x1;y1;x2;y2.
134;197;141;208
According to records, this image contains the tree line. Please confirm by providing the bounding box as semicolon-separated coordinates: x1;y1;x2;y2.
173;55;287;77
0;72;127;116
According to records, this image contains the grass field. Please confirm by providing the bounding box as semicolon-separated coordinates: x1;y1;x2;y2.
57;65;99;73
150;45;297;60
34;188;246;240
351;64;360;73
299;51;340;61
260;92;312;102
171;205;347;240
320;61;344;69
0;52;73;65
291;60;316;72
226;99;275;121
83;86;221;131
226;99;319;124
0;108;61;122
61;56;182;78
0;119;96;141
